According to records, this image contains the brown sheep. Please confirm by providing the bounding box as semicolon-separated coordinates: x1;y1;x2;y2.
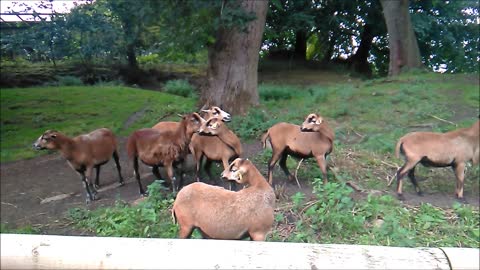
261;113;334;186
172;158;275;240
190;117;243;190
126;112;204;194
394;120;479;201
33;128;124;203
150;106;231;180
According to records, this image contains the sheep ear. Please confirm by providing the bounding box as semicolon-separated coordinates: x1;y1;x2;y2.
51;134;57;139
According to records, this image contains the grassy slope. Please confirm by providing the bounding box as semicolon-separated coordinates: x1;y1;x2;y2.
1;72;479;247
0;86;195;162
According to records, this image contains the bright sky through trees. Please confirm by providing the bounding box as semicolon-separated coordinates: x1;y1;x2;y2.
0;1;87;21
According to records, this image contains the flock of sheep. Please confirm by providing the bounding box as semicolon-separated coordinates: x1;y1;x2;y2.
33;106;479;240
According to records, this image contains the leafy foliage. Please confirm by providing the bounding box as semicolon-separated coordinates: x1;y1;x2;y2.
67;180;178;238
271;179;479;247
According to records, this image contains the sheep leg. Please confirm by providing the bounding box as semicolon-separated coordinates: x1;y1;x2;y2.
452;162;466;201
94;165;101;189
112;150;125;186
204;158;215;184
193;150;204;182
178;225;195;239
395;160;419;200
279;153;294;182
83;167;97;202
133;157;147;196
249;232;266;241
267;150;284;186
407;168;423;196
315;154;328;185
165;162;177;192
152;166;163;180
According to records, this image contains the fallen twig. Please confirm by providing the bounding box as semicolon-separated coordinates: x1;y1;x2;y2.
346;181;364;192
380;160;400;169
1;201;17;208
429;114;457;126
387;174;395;187
294;158;303;189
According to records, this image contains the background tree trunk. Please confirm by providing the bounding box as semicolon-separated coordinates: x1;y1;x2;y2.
201;0;268;115
294;30;307;61
348;24;374;76
380;0;422;76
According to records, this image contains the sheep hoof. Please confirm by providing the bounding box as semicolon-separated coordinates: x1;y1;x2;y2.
141;191;149;197
94;184;100;190
118;181;125;187
397;194;405;201
417;191;424;196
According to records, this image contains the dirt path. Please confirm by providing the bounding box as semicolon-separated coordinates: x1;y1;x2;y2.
1;137;478;234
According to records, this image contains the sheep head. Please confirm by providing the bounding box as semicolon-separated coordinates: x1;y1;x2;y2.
300;113;324;132
221;158;249;184
182;112;205;136
33;130;60;150
201;106;231;122
198;117;224;136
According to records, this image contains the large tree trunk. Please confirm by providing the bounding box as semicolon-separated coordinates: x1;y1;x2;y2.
294;30;307;61
126;43;138;71
380;0;422;76
201;0;268;115
349;24;374;76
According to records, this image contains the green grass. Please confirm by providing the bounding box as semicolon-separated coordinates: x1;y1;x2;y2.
0;86;196;162
270;180;480;247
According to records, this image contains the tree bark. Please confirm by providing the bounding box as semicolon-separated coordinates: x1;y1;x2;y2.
294;30;307;61
380;0;422;76
201;0;268;115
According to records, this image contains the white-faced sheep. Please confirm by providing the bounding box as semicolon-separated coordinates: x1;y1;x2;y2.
33;128;124;203
151;106;231;131
172;158;275;240
190;117;243;190
394;120;479;201
261;113;334;186
126;112;204;194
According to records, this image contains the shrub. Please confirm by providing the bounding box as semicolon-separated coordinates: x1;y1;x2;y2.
163;79;196;98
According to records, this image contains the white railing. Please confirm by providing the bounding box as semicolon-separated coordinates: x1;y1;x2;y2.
1;234;478;269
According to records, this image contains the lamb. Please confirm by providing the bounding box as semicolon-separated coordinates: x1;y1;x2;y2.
126;112;204;194
190;117;243;190
394;120;479;201
172;158;275;240
261;113;334;186
33;128;124;203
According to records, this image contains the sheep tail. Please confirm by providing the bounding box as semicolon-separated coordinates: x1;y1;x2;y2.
261;130;270;149
395;139;403;159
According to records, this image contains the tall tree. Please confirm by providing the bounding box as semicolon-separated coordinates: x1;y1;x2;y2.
380;0;423;76
201;0;268;115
